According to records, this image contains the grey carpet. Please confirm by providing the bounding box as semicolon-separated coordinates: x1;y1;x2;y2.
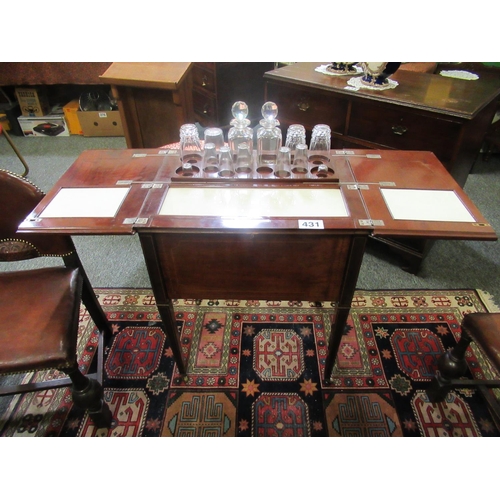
1;134;499;306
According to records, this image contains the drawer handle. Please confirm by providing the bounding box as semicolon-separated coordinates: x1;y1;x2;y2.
203;103;211;115
201;75;208;87
392;125;408;136
297;99;310;112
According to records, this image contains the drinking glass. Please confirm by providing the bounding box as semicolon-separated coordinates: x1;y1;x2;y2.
235;143;253;175
203;142;219;173
309;124;331;165
309;124;331;152
285;124;306;153
204;127;225;152
292;143;309;174
180;163;195;176
218;146;235;177
179;123;203;164
274;147;291;178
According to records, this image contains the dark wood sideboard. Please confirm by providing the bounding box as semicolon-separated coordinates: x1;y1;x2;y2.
264;62;500;272
264;62;500;188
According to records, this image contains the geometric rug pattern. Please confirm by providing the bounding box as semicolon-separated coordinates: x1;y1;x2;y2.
1;288;499;437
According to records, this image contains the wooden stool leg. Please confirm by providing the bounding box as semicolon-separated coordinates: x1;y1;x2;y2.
426;329;472;402
63;364;112;428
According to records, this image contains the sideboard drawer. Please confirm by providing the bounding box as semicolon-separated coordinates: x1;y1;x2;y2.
348;101;461;161
192;89;217;124
191;64;216;93
266;82;347;133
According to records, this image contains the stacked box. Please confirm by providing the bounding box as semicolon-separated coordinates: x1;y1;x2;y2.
0;113;10;131
17;114;70;137
15;87;50;117
63;100;83;135
77;110;124;137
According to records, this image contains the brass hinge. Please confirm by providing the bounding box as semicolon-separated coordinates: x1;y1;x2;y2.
123;217;149;225
359;219;385;226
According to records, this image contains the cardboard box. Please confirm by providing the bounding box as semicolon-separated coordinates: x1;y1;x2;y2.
0;113;10;131
17;114;70;137
77;110;123;137
0;102;23;135
15;87;50;117
63;100;83;135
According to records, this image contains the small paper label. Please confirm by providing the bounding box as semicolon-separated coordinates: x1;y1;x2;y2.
298;220;324;229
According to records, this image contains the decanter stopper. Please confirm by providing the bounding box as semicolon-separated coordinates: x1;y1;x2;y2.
231;101;250;123
260;101;279;127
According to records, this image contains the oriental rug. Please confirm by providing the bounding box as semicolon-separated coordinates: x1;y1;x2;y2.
1;288;499;437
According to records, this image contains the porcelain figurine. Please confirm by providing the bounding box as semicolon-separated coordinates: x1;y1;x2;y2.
361;62;401;87
326;62;359;75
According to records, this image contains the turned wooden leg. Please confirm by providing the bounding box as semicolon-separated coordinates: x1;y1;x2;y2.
63;364;112;428
426;329;473;403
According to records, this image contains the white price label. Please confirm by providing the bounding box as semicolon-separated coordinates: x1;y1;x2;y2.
298;220;324;229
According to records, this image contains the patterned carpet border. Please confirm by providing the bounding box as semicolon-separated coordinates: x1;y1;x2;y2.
0;288;498;437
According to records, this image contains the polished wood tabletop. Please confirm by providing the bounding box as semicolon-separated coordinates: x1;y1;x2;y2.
19;149;172;234
347;150;496;240
19;148;496;243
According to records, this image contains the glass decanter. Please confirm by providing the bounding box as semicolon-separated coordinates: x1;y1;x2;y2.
256;101;282;174
228;101;254;160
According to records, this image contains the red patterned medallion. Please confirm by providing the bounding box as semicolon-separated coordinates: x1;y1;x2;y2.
253;329;304;380
391;328;444;380
78;389;149;437
106;327;165;379
252;393;310;437
412;391;480;437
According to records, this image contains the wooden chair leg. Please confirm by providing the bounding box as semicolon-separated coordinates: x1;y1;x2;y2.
426;330;473;403
63;252;112;338
62;364;112;428
1;127;30;177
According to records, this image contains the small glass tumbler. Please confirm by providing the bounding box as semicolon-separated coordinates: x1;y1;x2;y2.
235;143;253;175
204;127;225;152
316;164;330;178
274;146;292;178
285;124;306;154
309;124;331;164
218;146;235;177
203;142;219;173
179;123;203;164
310;124;331;151
292;143;309;174
181;163;195;176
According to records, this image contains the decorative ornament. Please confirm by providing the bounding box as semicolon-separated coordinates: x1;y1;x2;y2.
360;62;401;89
